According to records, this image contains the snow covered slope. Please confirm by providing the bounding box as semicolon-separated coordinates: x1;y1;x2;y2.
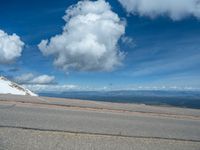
0;76;37;96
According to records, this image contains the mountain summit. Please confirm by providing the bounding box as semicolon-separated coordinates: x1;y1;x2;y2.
0;76;37;96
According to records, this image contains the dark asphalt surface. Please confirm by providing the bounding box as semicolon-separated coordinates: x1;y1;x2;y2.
0;104;200;141
0;94;200;150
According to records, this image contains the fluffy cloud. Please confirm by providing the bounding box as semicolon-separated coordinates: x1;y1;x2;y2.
14;73;34;84
0;29;24;64
24;84;78;93
14;73;55;85
30;75;55;84
121;36;135;47
38;0;125;71
118;0;200;20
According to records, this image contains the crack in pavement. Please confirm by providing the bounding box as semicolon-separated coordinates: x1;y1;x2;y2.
0;125;199;143
0;104;16;109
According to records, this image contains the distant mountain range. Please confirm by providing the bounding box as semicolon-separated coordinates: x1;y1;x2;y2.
0;76;37;96
1;75;199;108
39;90;200;109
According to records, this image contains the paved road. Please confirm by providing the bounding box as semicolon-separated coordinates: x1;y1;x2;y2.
1;128;200;150
0;94;200;150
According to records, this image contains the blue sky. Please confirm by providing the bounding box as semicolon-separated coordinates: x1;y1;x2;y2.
0;0;200;92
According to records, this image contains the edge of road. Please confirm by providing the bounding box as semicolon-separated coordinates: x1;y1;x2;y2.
0;94;200;120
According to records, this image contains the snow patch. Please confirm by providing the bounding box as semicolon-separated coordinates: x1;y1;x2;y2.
0;76;37;96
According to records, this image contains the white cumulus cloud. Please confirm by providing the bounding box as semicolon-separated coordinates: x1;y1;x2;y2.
14;73;35;84
24;84;78;93
14;73;55;85
30;75;55;84
118;0;200;20
0;29;24;64
38;0;125;71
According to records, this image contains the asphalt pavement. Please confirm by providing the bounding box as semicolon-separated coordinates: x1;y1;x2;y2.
0;94;200;150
